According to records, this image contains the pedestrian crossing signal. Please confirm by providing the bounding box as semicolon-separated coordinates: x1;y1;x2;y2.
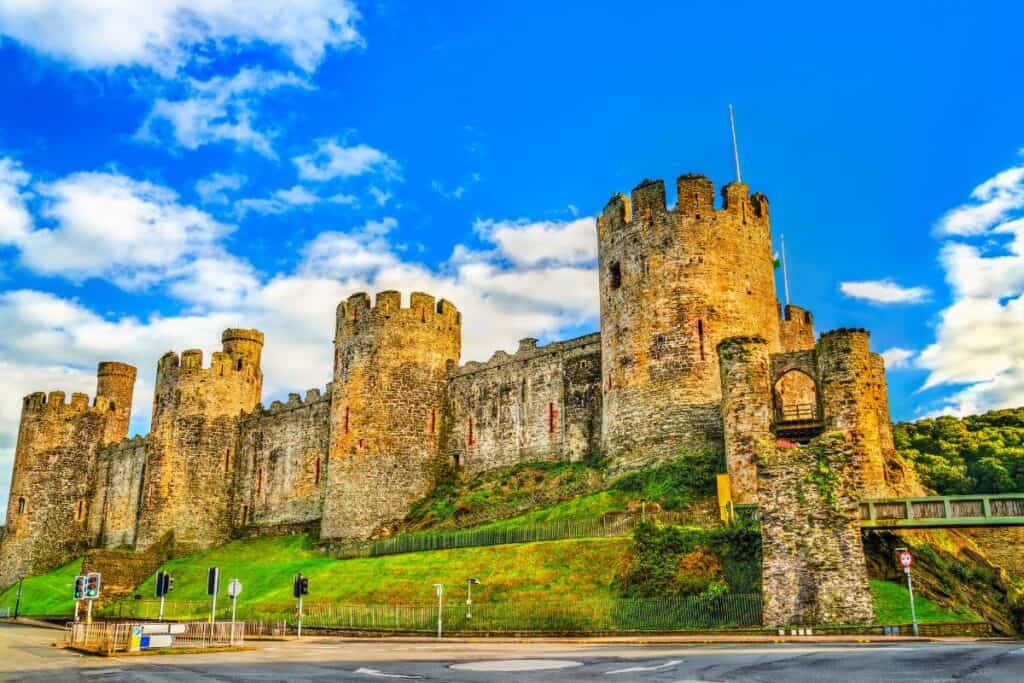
84;572;101;599
73;575;86;600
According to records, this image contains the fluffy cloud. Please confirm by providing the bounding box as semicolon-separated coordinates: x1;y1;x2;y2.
0;160;230;288
138;68;311;156
839;279;931;304
235;185;322;216
195;172;246;205
475;217;597;267
0;0;363;74
880;347;915;370
0;207;599;519
918;153;1024;415
293;139;400;181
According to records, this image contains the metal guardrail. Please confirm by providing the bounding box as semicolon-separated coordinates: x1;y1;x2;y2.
859;494;1024;528
776;403;818;422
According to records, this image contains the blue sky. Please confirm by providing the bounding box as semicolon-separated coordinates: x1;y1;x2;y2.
1;1;1023;521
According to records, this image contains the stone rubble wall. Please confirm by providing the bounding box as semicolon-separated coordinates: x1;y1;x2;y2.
90;436;147;549
445;333;602;475
758;432;875;626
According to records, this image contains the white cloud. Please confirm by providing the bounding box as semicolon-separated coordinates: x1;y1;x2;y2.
880;347;915;370
293;139;399;181
475;217;598;268
368;186;392;206
918;154;1024;415
138;68;311;156
0;161;230;289
839;279;931;304
235;185;322;216
0;0;363;74
195;172;246;205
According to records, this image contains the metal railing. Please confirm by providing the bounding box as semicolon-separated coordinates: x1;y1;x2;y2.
330;509;718;559
111;595;762;635
859;494;1024;528
776;403;818;422
65;620;244;652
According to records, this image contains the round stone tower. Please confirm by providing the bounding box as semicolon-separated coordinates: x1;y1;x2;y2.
135;328;264;552
717;335;773;504
597;174;780;469
321;291;461;541
96;361;137;446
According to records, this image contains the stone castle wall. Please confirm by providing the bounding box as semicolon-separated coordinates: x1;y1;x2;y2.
135;329;264;554
758;432;875;626
236;389;330;529
90;436;147;549
321;292;461;541
0;362;136;589
445;334;602;474
597;175;780;470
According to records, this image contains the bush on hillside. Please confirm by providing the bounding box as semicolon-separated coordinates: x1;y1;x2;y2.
612;450;722;510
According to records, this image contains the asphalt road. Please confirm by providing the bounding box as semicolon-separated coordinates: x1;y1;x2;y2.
2;622;1023;682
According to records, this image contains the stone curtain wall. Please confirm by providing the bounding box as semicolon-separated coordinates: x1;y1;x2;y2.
597;175;781;471
236;389;330;529
90;436;147;549
446;334;602;475
0;364;136;590
758;432;875;626
322;292;461;541
135;329;264;554
717;337;773;504
779;304;816;352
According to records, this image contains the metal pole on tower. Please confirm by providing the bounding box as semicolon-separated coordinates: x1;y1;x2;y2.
781;234;791;306
728;104;742;183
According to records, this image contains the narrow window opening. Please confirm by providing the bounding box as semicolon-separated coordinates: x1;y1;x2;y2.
698;319;706;361
428;408;437;435
224;448;231;473
453;451;461;466
236;358;243;371
804;312;811;324
343;406;350;435
609;261;622;290
17;496;26;514
547;401;558;434
255;468;263;496
241;505;249;524
314;457;322;485
693;192;699;208
357;438;365;449
109;401;116;412
467;418;475;447
146;484;154;507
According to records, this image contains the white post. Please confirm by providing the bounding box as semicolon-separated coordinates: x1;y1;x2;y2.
231;593;237;645
905;567;919;637
466;581;472;620
158;594;165;622
728;103;742;184
74;600;80;623
780;233;791;306
434;584;443;638
86;599;93;625
297;595;303;639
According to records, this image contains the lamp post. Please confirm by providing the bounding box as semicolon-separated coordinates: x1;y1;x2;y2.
466;578;480;620
13;575;24;619
433;584;443;638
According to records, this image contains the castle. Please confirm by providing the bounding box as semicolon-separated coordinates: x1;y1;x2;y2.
0;173;901;603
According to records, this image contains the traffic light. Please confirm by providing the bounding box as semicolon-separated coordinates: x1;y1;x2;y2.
84;572;101;599
293;573;309;598
207;567;220;596
155;571;174;598
73;575;86;600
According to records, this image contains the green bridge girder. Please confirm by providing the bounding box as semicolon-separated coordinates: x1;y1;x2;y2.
733;494;1024;529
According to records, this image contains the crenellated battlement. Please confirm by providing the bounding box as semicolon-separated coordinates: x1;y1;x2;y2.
597;174;770;237
98;434;148;455
155;328;264;394
336;290;461;340
20;359;137;421
246;385;332;419
453;332;601;377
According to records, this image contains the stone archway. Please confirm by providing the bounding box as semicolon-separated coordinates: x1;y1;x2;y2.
773;369;818;422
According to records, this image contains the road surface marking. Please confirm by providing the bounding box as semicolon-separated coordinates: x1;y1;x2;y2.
354;667;423;679
82;670;124;677
451;659;584;672
606;659;682;674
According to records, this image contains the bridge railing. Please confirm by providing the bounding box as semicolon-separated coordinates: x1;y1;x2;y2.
859;494;1024;528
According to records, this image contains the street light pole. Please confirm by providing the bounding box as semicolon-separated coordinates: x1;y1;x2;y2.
466;578;479;620
433;584;443;638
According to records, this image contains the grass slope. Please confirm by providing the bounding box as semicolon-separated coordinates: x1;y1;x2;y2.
870;579;978;624
131;534;629;616
0;557;82;616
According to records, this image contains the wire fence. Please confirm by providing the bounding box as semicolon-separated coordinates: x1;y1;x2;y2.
331;508;720;560
107;594;762;634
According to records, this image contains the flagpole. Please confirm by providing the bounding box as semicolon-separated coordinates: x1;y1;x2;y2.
780;233;790;306
728;104;742;183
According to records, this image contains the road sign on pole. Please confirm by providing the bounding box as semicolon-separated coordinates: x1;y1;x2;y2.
227;579;242;645
207;567;220;630
293;573;308;638
895;547;919;637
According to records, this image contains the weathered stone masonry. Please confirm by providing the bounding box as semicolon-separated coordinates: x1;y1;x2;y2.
0;168;902;622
